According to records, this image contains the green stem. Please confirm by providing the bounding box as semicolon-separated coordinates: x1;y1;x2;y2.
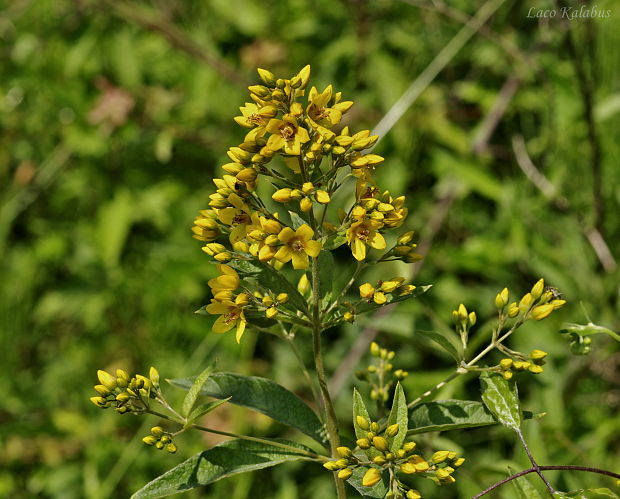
192;423;325;461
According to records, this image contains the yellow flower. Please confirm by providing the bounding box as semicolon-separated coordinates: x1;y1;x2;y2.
346;220;386;261
306;85;347;129
274;224;322;269
216;193;253;243
265;114;310;155
233;103;277;128
205;293;249;343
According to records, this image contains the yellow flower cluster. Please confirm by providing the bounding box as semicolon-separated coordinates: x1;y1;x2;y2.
324;416;463;497
496;279;566;320
142;426;177;454
499;349;548;380
359;277;415;305
90;367;159;414
357;341;408;403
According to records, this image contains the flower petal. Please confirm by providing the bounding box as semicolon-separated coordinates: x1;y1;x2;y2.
278;227;295;243
296;224;314;241
274;246;292;263
305;240;322;257
212;314;234;333
352;238;366;261
291;251;309;270
369;231;386;250
235;318;246;343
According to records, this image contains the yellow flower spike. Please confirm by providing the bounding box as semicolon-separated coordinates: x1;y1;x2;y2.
531;278;545;300
519;293;534;313
299;197;313;212
359;283;376;300
362;468;382;487
337;468;353;480
274;224;322;270
495;288;509;309
531;304;554;320
315;190;331;204
373;292;387;305
432;450;450;463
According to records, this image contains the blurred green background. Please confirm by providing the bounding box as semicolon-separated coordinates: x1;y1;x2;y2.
1;0;619;497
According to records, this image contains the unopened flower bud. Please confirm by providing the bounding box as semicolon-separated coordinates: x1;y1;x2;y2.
531;278;545;300
356;416;370;430
337;468;352;480
372;436;389;452
362;467;382;487
336;447;352;458
531;304;554;320
386;424;399;437
142;435;157;446
357;438;371;449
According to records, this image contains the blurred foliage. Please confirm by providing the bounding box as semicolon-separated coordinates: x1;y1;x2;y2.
1;0;619;497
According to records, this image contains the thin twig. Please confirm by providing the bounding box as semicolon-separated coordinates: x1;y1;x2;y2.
512;134;617;272
372;0;506;142
472;76;521;155
471;465;620;499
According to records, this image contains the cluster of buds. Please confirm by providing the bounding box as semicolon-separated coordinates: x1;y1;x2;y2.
272;181;330;212
452;303;477;351
356;342;408;403
359;278;416;305
325;416;463;498
142;426;177;454
90;367;159;414
252;291;289;319
496;279;566;321
498;349;548;380
383;231;423;264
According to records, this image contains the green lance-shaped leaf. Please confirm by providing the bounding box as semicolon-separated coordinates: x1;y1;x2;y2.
131;439;314;499
346;465;389;499
408;400;541;435
480;372;522;431
356;285;431;315
228;260;309;315
416;330;461;363
554;489;619;498
169;373;326;446
509;467;543;499
181;365;213;418
385;382;408;451
352;388;380;459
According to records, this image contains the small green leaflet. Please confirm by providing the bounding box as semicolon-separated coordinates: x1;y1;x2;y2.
385;382;407;452
187;398;231;424
131;439;314;499
181;365;213;419
480;372;522;431
416;330;461;362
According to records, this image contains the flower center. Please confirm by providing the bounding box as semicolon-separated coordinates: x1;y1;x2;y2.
357;228;370;241
224;310;239;324
280;124;295;140
290;239;305;252
233;213;248;225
